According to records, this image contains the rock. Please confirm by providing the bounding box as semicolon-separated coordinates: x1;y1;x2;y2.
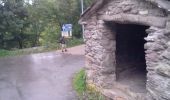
131;9;138;14
102;53;115;68
122;6;131;12
139;10;149;15
100;38;110;46
101;67;115;74
156;64;170;78
81;0;170;100
162;51;170;60
167;42;170;47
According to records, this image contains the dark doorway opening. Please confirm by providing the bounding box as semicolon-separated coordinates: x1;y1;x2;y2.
115;23;149;93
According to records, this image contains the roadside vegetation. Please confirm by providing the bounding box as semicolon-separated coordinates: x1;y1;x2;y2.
0;0;93;57
0;38;84;57
73;69;106;100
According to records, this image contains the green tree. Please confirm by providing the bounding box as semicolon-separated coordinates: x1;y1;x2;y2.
0;0;29;49
0;0;93;49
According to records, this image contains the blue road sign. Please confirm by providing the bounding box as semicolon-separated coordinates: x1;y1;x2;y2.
62;24;72;32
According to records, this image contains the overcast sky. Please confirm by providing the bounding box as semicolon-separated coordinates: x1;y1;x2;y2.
25;0;33;4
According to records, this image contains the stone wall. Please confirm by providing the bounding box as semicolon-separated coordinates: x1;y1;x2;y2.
145;21;170;100
82;0;170;99
98;0;166;17
84;16;116;88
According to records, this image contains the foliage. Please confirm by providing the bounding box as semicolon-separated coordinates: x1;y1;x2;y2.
73;69;105;100
73;69;86;95
67;38;84;47
84;91;105;100
0;49;10;57
0;0;29;49
0;0;93;51
0;47;47;57
0;38;84;57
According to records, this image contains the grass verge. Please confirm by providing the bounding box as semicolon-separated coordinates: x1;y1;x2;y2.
73;69;86;96
0;38;84;57
73;69;105;100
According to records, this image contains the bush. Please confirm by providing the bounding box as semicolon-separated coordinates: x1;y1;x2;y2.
73;69;86;96
0;49;10;57
73;69;105;100
67;38;84;47
0;38;84;57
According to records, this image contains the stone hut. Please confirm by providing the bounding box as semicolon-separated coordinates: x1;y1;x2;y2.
79;0;170;99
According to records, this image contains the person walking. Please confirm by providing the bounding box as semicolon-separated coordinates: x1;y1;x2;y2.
59;36;67;52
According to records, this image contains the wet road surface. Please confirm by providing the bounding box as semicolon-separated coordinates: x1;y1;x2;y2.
0;45;85;100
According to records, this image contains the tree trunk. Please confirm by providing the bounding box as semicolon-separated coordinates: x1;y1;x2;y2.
0;34;4;48
18;39;23;49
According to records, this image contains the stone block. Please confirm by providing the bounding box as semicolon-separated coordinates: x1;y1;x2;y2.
86;55;95;63
122;6;132;12
167;42;170;48
148;42;166;51
101;53;115;68
131;9;138;14
146;52;159;62
147;73;170;99
162;51;170;60
166;21;170;28
100;38;110;46
102;41;116;51
156;63;170;78
97;20;105;24
139;10;149;15
100;74;116;88
144;42;154;50
86;70;96;80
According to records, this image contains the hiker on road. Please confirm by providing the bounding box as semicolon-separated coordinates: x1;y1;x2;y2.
59;36;67;52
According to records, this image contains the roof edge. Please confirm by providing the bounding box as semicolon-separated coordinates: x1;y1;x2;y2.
79;0;170;24
146;0;170;11
79;0;110;24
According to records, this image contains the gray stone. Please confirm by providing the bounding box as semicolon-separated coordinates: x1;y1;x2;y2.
80;0;170;100
157;67;170;78
122;6;132;12
131;9;138;14
162;51;170;60
156;63;170;77
167;42;170;47
139;10;149;15
102;53;115;68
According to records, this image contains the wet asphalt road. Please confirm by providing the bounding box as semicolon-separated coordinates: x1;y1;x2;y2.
0;46;85;100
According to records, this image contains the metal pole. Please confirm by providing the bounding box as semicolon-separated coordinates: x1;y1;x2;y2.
81;0;84;14
80;0;85;38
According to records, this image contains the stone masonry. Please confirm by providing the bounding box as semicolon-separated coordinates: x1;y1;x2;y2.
80;0;170;99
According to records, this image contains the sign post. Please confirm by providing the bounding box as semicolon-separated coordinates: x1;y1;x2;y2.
62;24;72;38
80;0;85;39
